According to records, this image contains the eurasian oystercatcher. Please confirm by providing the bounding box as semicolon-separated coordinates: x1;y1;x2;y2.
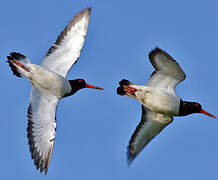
7;8;103;175
117;47;216;165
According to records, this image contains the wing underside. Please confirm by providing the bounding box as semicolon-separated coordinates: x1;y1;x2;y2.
147;47;186;90
40;8;91;77
27;87;59;174
127;105;173;164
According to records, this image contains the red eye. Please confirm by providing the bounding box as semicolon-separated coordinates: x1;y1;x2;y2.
195;103;200;108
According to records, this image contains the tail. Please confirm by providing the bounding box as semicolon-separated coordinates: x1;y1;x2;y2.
117;79;137;97
7;52;31;78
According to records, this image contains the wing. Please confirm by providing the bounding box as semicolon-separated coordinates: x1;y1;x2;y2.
127;105;173;165
27;87;59;175
40;8;91;77
147;47;186;90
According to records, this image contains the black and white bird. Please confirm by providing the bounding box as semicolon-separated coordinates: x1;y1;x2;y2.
117;47;216;165
7;8;103;175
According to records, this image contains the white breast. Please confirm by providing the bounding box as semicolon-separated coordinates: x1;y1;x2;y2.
135;86;180;116
29;64;71;98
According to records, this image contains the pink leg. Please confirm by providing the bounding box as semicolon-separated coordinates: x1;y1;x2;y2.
124;86;140;96
12;59;30;72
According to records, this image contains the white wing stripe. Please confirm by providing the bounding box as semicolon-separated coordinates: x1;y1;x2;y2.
40;8;91;77
127;106;172;164
147;47;186;90
27;87;59;174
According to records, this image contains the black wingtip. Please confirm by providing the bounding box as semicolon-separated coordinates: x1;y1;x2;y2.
82;7;92;14
44;169;48;176
127;146;136;166
87;7;92;11
148;47;163;60
45;7;91;58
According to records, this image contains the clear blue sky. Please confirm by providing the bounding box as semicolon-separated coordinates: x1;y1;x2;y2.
1;0;218;179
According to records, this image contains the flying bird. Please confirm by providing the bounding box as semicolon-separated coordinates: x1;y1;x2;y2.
7;8;103;175
117;47;216;165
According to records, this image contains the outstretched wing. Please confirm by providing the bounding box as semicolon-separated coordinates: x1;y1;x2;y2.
147;47;186;91
40;8;91;77
127;105;173;165
27;87;59;175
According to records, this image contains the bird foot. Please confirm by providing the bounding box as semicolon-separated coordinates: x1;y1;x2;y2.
123;86;140;96
12;59;30;72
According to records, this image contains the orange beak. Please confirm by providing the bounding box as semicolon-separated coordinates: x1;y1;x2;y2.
200;109;216;119
85;83;104;90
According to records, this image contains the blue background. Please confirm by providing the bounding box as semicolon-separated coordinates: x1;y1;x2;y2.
1;0;218;179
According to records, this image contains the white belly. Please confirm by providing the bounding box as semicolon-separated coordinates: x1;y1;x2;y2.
28;65;71;98
135;87;180;116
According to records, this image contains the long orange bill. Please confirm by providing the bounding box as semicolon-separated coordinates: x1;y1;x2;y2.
85;83;104;90
200;109;216;119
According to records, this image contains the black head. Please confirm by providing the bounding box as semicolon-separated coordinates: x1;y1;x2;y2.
70;79;87;91
63;79;103;98
179;100;216;118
